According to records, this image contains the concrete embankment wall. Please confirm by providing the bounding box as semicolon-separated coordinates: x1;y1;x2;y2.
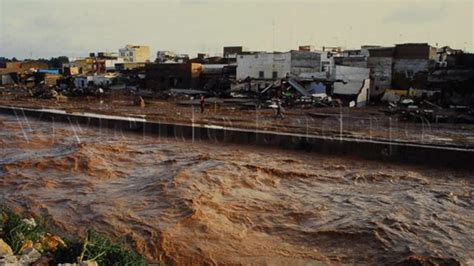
1;105;473;170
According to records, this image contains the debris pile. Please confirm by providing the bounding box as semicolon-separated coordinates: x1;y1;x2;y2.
382;90;474;123
225;76;341;109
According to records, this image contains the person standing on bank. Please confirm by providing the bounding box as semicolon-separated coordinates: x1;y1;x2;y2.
200;95;205;113
276;100;284;119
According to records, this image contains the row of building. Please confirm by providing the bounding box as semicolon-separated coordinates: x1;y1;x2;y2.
0;45;151;88
63;45;150;74
145;43;473;102
1;43;473;104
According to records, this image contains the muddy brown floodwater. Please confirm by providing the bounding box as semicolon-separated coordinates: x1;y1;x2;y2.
0;114;473;265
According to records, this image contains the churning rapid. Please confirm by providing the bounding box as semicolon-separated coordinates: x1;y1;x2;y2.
0;114;473;265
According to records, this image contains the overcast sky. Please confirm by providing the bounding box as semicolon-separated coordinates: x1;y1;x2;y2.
0;0;473;60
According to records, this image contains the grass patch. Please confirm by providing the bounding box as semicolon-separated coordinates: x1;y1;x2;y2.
0;208;48;254
53;231;147;266
0;207;147;265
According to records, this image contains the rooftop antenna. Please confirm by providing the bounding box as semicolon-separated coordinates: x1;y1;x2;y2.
348;26;352;49
272;19;275;52
290;23;294;50
272;19;276;75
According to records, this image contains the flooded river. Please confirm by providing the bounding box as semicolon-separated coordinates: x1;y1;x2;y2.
0;114;473;265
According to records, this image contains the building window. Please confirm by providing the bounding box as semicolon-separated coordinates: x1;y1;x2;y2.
259;71;264;78
272;71;278;79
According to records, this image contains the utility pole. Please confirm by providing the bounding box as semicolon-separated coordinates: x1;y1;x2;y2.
272;19;276;78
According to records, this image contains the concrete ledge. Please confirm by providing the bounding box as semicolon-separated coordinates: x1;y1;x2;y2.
1;105;473;169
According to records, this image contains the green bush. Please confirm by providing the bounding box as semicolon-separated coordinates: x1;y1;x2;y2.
0;207;147;265
0;208;48;253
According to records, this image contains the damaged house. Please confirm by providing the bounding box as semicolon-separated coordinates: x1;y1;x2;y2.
236;49;322;80
237;52;291;80
428;53;474;106
198;64;235;96
392;43;437;90
145;63;202;91
0;72;19;85
0;62;21;85
332;65;370;107
367;47;394;98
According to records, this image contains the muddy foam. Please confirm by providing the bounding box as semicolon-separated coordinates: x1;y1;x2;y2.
0;114;473;265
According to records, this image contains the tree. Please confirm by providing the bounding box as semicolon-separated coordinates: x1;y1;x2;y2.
48;56;69;68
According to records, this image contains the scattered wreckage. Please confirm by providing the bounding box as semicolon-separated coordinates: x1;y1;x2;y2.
28;84;105;100
164;71;369;111
227;75;347;109
381;89;474;123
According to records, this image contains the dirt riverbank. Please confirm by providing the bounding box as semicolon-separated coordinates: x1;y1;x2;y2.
1;89;474;147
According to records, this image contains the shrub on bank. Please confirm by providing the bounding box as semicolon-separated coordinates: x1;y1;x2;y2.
0;208;147;265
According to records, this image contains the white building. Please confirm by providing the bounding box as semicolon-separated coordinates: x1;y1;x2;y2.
236;50;322;80
119;45;150;63
105;58;124;71
237;52;291;80
333;65;370;107
74;73;118;88
320;51;335;75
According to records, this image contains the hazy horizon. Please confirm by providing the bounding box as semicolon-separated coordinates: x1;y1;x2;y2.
1;0;473;60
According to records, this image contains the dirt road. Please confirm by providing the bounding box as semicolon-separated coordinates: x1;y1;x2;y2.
1;89;473;148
